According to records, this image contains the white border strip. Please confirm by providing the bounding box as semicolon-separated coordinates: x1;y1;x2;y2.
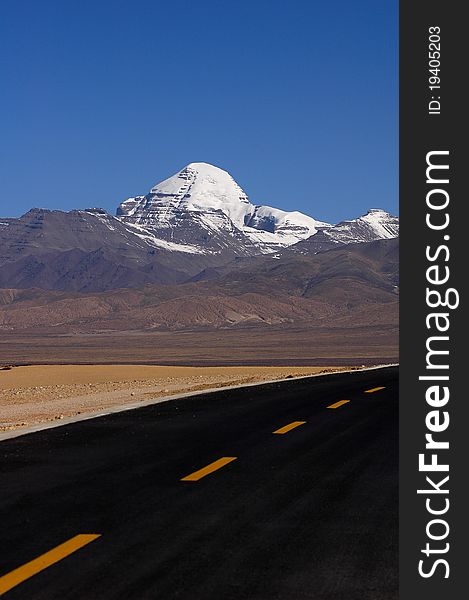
0;363;398;442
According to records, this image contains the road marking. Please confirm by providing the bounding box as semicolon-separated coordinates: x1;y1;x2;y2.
273;421;306;434
327;400;350;409
181;457;237;481
365;386;386;393
0;534;101;596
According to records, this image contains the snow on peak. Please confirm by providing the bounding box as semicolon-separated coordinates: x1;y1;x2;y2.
146;162;251;228
320;208;399;246
116;162;330;254
355;209;399;238
115;163;398;257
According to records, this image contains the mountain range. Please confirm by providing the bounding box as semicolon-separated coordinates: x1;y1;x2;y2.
0;162;398;294
0;161;399;361
0;238;398;333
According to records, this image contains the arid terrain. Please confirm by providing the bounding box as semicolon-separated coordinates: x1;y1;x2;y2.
0;238;398;370
0;239;398;333
0;364;355;432
0;190;399;436
0;323;398;367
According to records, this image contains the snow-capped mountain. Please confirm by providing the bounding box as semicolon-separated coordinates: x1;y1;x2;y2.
0;162;398;293
117;162;331;255
326;209;399;243
286;209;399;255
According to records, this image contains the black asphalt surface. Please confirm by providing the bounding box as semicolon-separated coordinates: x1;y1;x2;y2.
0;366;398;599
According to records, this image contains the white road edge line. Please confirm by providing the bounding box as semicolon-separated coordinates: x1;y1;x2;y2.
0;363;398;442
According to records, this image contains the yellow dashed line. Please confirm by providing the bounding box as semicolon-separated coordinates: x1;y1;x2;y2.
273;421;306;434
0;534;101;596
327;400;350;409
181;457;237;481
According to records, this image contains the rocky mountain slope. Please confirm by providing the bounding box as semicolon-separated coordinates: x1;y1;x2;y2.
0;207;228;291
0;238;398;333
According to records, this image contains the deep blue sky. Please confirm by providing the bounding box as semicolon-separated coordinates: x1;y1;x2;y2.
0;0;397;224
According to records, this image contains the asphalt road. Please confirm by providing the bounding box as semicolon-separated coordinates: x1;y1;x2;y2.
0;366;398;599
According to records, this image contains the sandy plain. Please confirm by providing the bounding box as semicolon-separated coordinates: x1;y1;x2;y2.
0;325;398;366
0;364;354;431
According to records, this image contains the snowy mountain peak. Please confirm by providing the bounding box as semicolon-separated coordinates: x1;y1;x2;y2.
148;162;250;228
285;207;399;256
315;208;399;247
115;163;398;257
116;163;330;255
348;209;399;239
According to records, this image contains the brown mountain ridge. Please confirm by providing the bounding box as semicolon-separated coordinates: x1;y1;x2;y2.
0;238;398;334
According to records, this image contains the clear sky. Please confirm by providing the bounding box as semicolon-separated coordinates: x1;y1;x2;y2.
0;0;397;224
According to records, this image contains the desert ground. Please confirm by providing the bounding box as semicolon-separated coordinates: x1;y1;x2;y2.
0;325;398;366
0;323;397;432
0;364;358;432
